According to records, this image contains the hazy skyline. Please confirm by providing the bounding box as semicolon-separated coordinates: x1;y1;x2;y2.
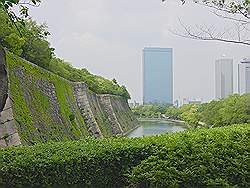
30;0;250;103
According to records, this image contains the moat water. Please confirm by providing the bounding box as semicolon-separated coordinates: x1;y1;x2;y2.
127;120;186;138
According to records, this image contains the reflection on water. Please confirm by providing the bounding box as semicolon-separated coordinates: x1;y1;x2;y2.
127;120;186;138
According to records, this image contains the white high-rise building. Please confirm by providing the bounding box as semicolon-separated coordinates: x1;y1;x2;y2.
215;59;233;99
238;59;250;94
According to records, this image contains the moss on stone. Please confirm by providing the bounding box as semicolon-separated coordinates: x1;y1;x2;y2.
4;51;137;145
6;52;89;144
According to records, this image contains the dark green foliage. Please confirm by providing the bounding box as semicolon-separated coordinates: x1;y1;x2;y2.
19;20;53;69
0;9;54;69
69;114;75;122
129;124;250;187
0;124;249;187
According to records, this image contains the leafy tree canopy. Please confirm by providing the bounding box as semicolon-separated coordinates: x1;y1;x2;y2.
0;0;40;20
134;94;250;128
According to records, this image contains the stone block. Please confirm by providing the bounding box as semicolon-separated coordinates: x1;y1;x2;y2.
0;124;6;138
0;97;14;124
3;97;12;110
0;106;14;124
6;133;21;146
4;120;17;136
0;139;7;148
0;120;16;139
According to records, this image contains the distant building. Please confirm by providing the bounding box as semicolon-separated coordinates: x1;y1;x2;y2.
129;101;140;108
143;47;173;105
182;98;189;105
215;58;233;99
177;98;202;106
189;99;202;105
238;58;250;95
173;100;179;107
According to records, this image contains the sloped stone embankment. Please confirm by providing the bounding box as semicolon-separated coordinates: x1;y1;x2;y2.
0;50;138;147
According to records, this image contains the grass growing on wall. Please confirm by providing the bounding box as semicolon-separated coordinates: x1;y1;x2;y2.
8;71;34;144
87;93;113;137
6;52;89;144
0;124;249;187
111;96;137;132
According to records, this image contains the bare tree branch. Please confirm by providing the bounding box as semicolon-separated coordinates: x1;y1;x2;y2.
170;19;250;45
164;0;250;46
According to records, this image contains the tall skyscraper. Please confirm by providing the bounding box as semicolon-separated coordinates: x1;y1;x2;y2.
215;58;233;99
143;47;173;105
238;58;250;94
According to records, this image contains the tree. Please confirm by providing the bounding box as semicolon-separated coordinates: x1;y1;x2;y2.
199;100;223;126
0;10;25;55
0;0;41;19
219;94;250;125
0;9;54;68
163;0;250;45
180;105;200;127
20;20;53;69
0;0;41;36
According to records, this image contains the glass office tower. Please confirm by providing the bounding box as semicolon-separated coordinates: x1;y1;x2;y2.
143;48;173;105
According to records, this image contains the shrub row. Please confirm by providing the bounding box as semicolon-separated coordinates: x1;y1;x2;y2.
129;124;250;187
0;124;249;187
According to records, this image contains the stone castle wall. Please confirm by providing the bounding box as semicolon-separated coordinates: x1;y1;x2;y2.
0;50;138;147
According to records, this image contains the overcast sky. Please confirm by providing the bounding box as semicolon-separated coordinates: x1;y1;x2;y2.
30;0;249;103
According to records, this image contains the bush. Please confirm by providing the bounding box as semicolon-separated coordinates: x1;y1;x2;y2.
0;124;249;187
129;124;250;187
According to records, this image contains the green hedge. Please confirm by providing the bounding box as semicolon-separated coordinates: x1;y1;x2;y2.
0;124;249;187
129;125;250;187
